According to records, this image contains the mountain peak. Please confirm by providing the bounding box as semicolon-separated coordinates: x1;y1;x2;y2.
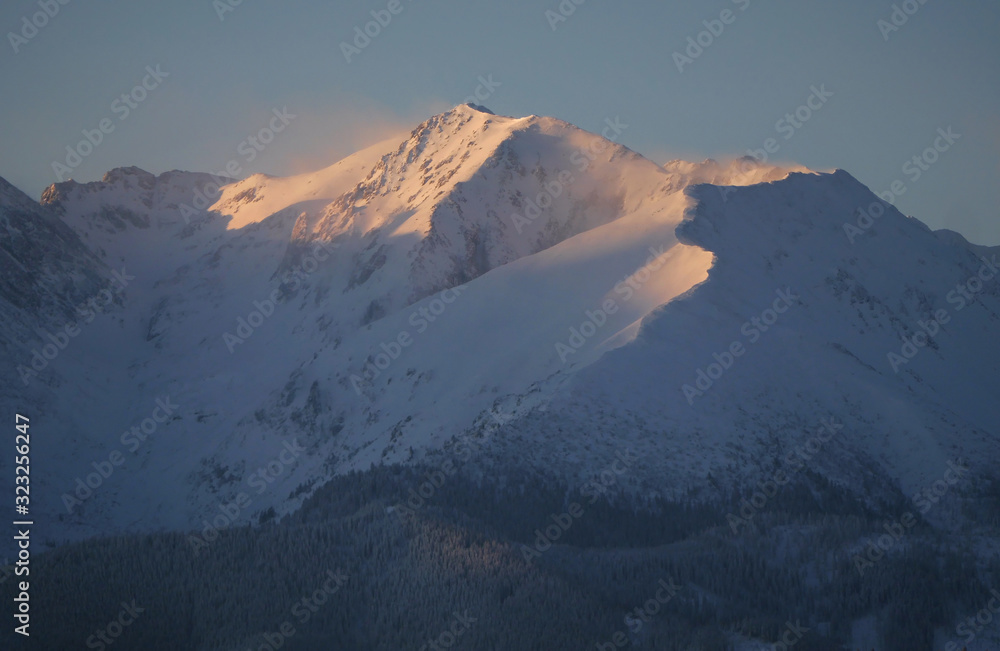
101;166;154;183
460;102;495;115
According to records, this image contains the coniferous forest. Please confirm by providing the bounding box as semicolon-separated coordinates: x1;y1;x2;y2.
5;461;997;650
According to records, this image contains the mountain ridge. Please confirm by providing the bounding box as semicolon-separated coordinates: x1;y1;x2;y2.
0;107;995;564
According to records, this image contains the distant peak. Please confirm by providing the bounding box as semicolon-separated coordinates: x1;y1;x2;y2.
40;166;162;206
101;166;154;184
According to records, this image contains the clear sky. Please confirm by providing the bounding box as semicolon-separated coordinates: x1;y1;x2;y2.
1;0;998;244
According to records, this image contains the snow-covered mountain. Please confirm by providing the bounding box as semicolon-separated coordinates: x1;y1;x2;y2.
1;104;997;553
0;176;109;366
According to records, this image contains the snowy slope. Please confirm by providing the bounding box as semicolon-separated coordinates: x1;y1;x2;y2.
492;170;1000;506
2;104;996;551
0;176;109;350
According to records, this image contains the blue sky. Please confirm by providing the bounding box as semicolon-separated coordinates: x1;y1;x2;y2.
1;0;998;244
